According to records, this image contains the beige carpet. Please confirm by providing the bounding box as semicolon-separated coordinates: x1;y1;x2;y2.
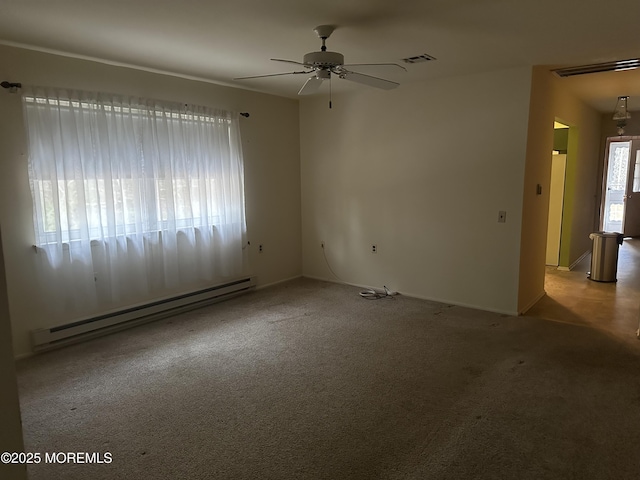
17;278;640;479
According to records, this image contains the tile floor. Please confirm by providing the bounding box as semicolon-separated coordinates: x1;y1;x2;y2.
525;238;640;341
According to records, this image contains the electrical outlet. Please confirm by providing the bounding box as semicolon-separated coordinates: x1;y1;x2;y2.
498;211;507;223
372;244;377;254
259;244;263;253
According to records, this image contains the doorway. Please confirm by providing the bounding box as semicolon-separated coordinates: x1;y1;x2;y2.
601;136;640;236
527;238;640;338
546;121;569;266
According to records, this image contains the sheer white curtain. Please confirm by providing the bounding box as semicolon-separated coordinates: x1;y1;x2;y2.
24;87;248;314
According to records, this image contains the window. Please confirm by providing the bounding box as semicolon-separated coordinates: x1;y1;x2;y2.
23;88;248;309
25;96;242;243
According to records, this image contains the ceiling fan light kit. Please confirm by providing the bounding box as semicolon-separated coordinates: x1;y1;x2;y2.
234;24;407;103
303;51;344;67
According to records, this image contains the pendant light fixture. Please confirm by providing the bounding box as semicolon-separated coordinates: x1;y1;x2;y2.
613;96;631;135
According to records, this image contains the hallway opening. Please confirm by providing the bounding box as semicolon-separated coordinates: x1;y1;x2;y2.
526;238;640;339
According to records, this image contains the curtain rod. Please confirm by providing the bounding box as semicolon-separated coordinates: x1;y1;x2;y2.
1;81;22;93
2;80;250;117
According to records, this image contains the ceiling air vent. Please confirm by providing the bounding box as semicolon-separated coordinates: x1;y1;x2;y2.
402;54;437;64
552;59;640;77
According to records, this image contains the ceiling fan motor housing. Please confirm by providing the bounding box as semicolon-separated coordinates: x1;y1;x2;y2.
303;51;344;67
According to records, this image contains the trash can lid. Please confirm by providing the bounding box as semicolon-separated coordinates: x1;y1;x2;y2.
590;231;622;237
589;232;624;244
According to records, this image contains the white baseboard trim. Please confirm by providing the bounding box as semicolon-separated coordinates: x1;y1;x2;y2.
302;275;519;317
569;250;591;270
519;290;546;315
14;351;35;361
400;290;519;317
255;274;303;290
302;274;373;291
557;249;590;271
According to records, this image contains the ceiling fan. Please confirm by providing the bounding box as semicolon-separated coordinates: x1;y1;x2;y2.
234;25;406;96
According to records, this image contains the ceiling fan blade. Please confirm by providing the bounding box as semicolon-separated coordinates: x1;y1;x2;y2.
298;76;324;95
338;70;399;90
271;58;308;67
342;63;407;72
234;70;311;80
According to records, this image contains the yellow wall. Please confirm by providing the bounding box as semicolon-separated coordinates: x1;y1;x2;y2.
518;67;601;312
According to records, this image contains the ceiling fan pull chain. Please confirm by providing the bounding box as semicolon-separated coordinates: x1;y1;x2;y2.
329;74;332;109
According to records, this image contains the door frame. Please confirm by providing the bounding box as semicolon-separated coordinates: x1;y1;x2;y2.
546;153;567;266
600;136;640;236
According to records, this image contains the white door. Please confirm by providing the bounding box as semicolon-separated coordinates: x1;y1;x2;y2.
602;140;631;233
623;141;640;237
546;153;566;266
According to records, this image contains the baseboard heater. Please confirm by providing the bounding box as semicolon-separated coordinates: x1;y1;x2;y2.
31;276;256;352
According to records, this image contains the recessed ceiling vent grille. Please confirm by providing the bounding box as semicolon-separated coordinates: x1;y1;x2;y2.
552;59;640;77
402;54;437;64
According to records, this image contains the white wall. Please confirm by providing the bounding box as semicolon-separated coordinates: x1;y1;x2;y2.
0;45;302;357
300;67;533;314
0;226;27;480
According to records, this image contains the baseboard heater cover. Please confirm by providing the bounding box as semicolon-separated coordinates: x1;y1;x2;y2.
31;276;256;351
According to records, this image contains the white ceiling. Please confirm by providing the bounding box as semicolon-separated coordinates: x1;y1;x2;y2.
2;0;640;113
